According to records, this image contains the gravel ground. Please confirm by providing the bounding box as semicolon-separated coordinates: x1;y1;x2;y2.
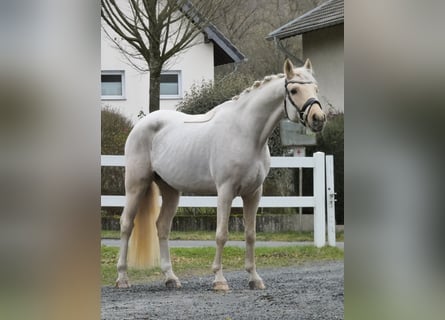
101;261;344;320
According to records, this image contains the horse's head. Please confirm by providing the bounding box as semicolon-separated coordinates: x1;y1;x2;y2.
283;59;326;132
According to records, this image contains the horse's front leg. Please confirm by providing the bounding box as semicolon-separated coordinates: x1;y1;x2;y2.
212;186;234;291
242;186;265;290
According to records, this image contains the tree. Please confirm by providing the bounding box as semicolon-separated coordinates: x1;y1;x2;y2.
101;0;225;112
214;0;321;78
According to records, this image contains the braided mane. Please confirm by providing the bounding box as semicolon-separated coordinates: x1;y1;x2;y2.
231;74;285;101
231;68;315;101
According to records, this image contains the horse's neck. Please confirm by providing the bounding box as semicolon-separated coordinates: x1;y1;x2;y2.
236;78;284;148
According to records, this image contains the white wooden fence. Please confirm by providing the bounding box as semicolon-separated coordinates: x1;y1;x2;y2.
101;152;336;247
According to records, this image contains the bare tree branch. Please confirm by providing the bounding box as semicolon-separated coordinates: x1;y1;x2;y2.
101;0;227;112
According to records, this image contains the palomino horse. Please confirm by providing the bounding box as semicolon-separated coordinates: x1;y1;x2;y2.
116;59;326;291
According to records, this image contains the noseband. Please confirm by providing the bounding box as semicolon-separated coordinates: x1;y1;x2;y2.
284;79;321;126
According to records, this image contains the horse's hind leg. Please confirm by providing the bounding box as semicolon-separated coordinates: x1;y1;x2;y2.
115;183;147;288
155;178;181;289
116;159;151;288
242;186;265;290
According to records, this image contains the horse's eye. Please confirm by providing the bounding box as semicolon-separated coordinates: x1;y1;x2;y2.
290;88;297;95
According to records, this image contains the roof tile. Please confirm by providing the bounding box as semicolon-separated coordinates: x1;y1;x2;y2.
267;0;344;39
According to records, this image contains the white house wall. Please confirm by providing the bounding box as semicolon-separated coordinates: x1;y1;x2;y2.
303;24;344;112
160;38;214;111
101;28;214;123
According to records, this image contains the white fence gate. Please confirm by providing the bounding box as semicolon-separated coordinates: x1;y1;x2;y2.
101;151;336;247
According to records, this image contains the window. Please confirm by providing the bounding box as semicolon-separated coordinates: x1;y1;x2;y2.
101;71;125;100
160;71;181;99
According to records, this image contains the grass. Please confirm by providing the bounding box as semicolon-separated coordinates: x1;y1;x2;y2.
101;244;344;286
101;230;344;242
101;229;121;239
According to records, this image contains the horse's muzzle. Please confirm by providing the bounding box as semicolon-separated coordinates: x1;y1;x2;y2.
309;110;326;132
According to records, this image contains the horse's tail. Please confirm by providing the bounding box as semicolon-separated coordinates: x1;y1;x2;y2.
127;182;160;269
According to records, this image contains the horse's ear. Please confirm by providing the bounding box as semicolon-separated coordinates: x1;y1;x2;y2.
284;59;295;79
303;58;313;72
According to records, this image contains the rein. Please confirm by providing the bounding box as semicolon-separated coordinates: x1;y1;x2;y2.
284;79;321;126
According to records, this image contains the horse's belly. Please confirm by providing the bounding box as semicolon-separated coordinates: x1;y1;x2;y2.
151;129;216;194
156;166;217;194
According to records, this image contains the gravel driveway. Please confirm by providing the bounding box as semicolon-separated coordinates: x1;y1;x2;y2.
101;261;343;320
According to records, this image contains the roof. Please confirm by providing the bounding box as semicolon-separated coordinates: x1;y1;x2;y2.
180;1;246;66
203;24;247;66
267;0;344;40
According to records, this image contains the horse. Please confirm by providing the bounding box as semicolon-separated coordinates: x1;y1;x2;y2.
115;58;326;291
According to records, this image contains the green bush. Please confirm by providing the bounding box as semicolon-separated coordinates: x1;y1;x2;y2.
101;106;133;155
177;73;254;115
307;112;344;224
101;107;133;223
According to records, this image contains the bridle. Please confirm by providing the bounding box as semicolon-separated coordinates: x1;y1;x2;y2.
284;79;321;126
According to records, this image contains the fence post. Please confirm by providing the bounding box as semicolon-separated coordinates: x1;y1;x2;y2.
325;155;336;247
313;152;326;247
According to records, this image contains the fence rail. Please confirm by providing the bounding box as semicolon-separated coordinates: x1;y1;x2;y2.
101;152;335;247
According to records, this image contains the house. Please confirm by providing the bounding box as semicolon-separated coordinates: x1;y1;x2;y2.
101;3;245;122
267;0;344;112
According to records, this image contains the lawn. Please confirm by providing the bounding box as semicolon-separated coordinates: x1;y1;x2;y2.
101;245;343;286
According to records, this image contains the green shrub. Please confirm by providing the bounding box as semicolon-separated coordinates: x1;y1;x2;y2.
101;107;133;223
101;106;133;155
177;73;254;115
307;112;344;224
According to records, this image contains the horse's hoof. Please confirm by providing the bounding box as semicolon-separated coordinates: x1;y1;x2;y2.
248;280;265;290
115;279;131;288
165;279;182;289
213;281;230;292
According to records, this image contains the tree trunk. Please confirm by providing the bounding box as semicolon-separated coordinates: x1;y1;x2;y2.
149;67;161;113
147;0;162;114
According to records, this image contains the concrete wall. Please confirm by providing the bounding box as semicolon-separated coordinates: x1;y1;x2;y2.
102;214;316;232
303;24;344;112
101;28;214;122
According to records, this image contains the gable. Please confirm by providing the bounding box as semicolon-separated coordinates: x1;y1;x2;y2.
180;1;246;66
